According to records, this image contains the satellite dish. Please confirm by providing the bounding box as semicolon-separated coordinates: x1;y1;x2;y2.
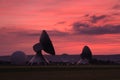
40;30;55;55
81;46;92;61
29;30;55;65
77;46;92;64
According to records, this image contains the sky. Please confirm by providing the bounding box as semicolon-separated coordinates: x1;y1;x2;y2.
0;0;120;56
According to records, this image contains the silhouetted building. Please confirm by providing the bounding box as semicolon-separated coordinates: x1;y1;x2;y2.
11;51;27;65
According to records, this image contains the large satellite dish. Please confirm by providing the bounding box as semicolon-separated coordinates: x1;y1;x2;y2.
29;30;55;65
40;30;55;55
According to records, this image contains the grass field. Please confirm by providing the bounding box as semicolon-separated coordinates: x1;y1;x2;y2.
0;65;120;80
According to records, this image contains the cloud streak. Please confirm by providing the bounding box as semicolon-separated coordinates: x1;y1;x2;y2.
72;22;120;35
112;4;120;10
90;15;107;23
0;27;69;41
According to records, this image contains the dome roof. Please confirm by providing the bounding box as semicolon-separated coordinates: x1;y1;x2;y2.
11;51;26;65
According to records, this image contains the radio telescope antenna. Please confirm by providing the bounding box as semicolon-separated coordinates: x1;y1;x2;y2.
29;30;55;65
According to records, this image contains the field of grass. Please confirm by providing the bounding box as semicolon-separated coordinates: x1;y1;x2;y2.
0;65;120;80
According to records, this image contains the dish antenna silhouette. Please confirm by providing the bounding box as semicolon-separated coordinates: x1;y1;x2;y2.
81;46;92;61
29;30;55;65
77;46;92;64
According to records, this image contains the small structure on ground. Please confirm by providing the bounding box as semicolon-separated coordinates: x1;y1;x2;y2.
11;51;27;65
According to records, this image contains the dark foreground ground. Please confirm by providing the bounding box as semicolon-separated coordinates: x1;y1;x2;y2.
0;65;120;80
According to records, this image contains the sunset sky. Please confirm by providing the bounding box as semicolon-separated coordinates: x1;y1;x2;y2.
0;0;120;56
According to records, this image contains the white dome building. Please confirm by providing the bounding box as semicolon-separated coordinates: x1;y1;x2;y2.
11;51;27;65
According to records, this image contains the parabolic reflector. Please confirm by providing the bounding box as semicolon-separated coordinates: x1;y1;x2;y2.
81;46;92;60
40;30;55;55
